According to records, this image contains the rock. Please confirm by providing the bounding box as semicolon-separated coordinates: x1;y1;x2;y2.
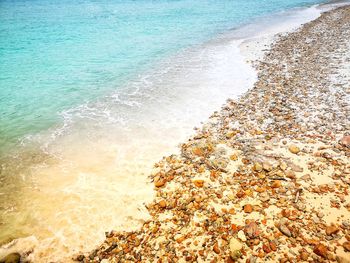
313;243;328;259
75;254;85;261
244;221;260;239
159;200;167;208
288;145;300;154
270;241;277;251
300;251;309;261
285;170;296;179
237;230;246;242
343;241;350;252
236;190;246;198
229;238;243;260
340;135;350;147
243;204;253;213
263;162;273;171
262;242;271;253
278;224;291;237
252;162;263;172
2;253;20;263
154;179;166;188
213;242;220;254
271;180;282;188
325;225;339;236
193;180;204;188
230;154;238;161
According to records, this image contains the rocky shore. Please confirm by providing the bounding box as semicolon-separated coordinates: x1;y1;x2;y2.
76;5;350;263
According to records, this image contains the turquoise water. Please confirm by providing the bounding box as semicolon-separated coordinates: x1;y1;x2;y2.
0;0;325;155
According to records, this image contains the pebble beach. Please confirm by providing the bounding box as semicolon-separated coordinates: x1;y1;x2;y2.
72;5;350;263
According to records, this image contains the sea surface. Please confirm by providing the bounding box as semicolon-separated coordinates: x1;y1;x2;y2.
0;0;329;261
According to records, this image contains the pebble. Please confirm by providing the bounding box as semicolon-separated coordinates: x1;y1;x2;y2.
2;253;20;263
288;145;300;154
278;224;292;237
244;204;253;213
313;243;328;259
300;251;309;261
340;135;350;147
237;230;247;242
325;225;339;236
229;237;243;260
213;242;220;254
159;200;167;208
343;241;350;252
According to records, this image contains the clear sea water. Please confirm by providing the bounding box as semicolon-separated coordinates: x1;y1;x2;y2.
0;0;324;155
0;0;332;261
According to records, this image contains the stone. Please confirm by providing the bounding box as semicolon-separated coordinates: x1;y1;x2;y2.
213;242;220;254
2;253;20;263
325;225;339;236
236;190;245;198
278;224;291;237
300;251;309;261
237;230;246;242
343;241;350;252
285;170;296;179
229;238;243;260
313;243;328;259
76;255;85;261
193;180;204;188
340;135;350;147
252;162;263;172
288;145;300;154
262;242;271;253
243;204;253;213
154;179;166;188
159;200;167;208
271;180;282;188
230;154;238;161
244;222;260;239
263;162;273;171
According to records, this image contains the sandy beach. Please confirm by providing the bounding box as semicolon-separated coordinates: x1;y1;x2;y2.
66;5;350;263
1;2;350;263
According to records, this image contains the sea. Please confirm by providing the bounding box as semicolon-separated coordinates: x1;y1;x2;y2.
0;0;339;261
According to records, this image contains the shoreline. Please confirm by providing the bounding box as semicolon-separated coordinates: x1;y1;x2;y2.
0;1;348;258
74;5;350;263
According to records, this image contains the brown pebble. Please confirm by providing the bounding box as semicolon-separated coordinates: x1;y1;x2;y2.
300;251;309;261
193;180;204;188
155;179;166;187
263;243;271;253
313;243;328;259
325;225;339;236
243;204;253;213
289;145;300;154
159;200;167;208
213;242;220;254
343;241;350;252
271;180;282;188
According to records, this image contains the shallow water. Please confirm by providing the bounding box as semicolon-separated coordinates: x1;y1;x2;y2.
0;0;325;154
0;0;331;261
